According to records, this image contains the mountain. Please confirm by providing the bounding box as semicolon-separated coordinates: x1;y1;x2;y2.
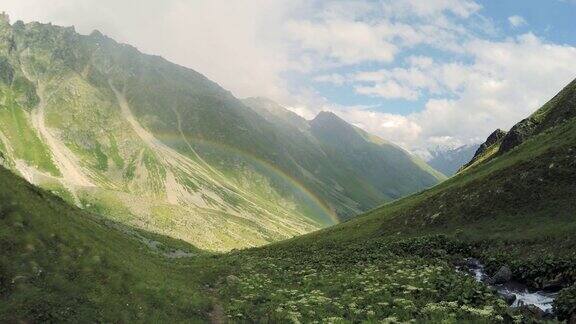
0;16;443;251
214;76;576;322
462;78;576;172
243;98;445;214
426;144;479;176
4;76;576;322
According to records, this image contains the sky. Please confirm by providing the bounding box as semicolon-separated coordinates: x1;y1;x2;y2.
3;0;576;154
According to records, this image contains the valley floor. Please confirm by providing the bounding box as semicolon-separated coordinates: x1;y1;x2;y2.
3;100;576;323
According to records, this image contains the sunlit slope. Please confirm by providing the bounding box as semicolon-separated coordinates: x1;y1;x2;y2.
0;16;443;250
0;18;332;251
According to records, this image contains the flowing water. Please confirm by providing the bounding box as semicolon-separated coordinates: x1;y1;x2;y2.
464;259;557;312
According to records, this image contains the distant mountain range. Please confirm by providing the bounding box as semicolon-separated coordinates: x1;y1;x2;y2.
426;144;480;176
0;16;443;251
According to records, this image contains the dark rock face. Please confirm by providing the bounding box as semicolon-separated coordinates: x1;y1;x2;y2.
502;292;517;305
461;129;507;170
474;129;507;157
487;265;512;285
499;118;539;154
499;78;576;155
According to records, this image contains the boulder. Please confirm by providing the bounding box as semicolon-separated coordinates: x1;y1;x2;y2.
538;274;566;291
487;265;512;285
516;305;545;321
502;292;516;306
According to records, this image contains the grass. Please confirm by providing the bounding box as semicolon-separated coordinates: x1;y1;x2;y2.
1;97;576;322
0;88;60;176
1;116;576;322
216;236;510;323
0;166;214;322
2;18;576;322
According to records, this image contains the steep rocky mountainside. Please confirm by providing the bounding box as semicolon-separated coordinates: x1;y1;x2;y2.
462;78;576;172
243;98;445;213
0;16;442;250
427;144;480;176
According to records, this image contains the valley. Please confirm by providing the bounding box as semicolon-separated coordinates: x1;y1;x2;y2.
1;12;576;323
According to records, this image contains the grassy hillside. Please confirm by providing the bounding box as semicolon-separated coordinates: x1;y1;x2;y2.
0;165;220;322
5;78;574;323
2;14;576;323
209;78;576;322
0;17;444;252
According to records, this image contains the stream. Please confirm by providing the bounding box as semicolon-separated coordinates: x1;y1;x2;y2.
463;259;558;313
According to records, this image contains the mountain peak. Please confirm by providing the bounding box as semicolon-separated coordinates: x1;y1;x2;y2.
311;111;351;129
313;111;341;121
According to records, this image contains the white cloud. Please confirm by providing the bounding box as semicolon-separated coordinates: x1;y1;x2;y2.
2;0;302;101
313;73;346;85
3;0;575;154
508;15;527;28
344;33;576;151
285;19;398;65
328;108;423;149
381;0;482;18
355;81;419;100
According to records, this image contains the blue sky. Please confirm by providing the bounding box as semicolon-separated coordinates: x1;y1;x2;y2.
303;1;576;115
4;0;576;152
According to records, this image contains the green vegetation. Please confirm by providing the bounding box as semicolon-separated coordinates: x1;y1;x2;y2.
0;88;59;176
216;236;510;323
0;166;212;322
0;18;445;251
1;15;576;323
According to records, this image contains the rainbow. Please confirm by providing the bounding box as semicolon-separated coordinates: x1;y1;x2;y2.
155;132;339;226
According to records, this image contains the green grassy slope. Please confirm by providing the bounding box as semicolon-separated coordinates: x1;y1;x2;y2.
0;18;330;251
2;79;575;322
210;78;576;322
0;17;444;252
3;14;576;323
0;165;219;322
81;28;442;221
243;98;445;217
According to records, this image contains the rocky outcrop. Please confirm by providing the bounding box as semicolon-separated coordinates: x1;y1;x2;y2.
501;292;517;305
498;118;538;153
460;129;507;171
487;265;512;285
499;78;576;155
462;78;576;173
474;129;507;157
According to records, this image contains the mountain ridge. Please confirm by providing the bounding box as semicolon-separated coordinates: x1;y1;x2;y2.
0;19;443;251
